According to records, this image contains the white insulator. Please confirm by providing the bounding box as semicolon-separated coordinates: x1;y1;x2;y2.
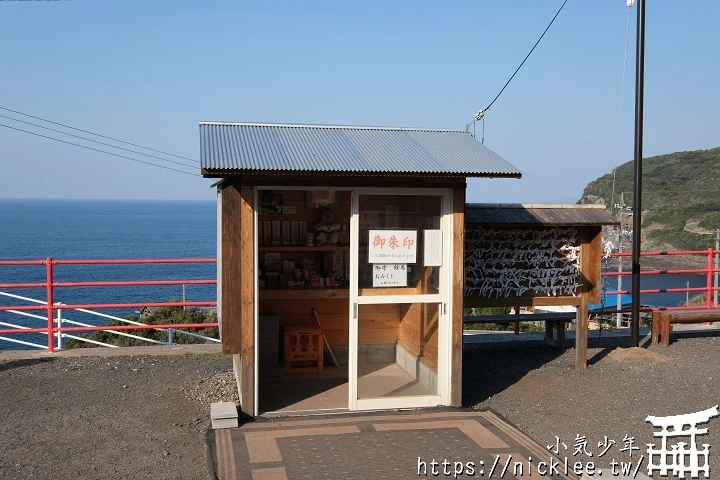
626;0;634;7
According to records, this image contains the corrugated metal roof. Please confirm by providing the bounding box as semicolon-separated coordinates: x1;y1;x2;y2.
199;122;522;178
466;204;619;226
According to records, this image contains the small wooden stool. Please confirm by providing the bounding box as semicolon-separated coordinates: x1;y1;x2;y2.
284;326;323;373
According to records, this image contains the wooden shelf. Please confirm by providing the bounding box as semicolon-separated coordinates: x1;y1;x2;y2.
260;288;350;300
258;246;350;252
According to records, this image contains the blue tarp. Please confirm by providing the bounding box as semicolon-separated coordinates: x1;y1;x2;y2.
588;293;633;312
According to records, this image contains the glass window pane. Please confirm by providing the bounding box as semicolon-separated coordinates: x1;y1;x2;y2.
357;303;439;399
358;194;442;296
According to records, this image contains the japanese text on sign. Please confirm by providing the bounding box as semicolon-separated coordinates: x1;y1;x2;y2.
372;264;407;287
368;230;417;264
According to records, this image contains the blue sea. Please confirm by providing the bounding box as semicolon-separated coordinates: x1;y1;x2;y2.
0;199;712;350
0;199;216;350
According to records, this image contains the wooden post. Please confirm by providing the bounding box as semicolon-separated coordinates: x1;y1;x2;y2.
239;184;255;416
575;226;600;370
450;187;465;407
575;294;589;369
220;181;244;354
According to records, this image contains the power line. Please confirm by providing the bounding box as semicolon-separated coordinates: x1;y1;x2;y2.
468;0;570;129
0;113;197;169
0;123;197;176
0;105;197;163
609;4;634;214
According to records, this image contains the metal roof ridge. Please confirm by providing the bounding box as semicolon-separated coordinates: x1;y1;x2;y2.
198;121;467;132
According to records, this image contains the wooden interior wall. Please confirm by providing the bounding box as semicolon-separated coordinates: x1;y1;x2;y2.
259;299;400;347
398;303;439;371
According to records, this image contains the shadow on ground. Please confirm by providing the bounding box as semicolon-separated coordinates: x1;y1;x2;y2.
0;357;55;373
462;329;720;407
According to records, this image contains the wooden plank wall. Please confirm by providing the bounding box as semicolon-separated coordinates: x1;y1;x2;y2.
220;182;244;354
220;180;256;415
451;187;465;406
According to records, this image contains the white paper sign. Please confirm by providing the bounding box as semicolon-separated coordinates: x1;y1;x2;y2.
423;229;443;266
372;264;407;287
368;230;417;264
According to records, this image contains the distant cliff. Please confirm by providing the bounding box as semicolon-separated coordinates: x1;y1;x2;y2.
579;147;720;251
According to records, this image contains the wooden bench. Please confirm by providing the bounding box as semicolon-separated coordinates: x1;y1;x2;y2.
651;310;720;346
463;312;575;352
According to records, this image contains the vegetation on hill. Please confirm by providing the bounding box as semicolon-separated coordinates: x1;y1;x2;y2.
579;147;720;251
64;306;218;348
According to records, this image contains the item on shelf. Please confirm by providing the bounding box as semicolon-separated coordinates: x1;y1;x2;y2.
307;190;338;208
290;221;299;245
315;207;340;246
262;221;272;245
281;221;291;245
261;190;283;215
271;221;281;246
264;253;282;273
305;233;314;247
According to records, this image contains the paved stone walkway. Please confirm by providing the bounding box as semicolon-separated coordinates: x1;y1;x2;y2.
208;409;580;479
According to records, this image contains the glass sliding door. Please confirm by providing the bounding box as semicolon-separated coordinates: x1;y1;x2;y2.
349;190;452;411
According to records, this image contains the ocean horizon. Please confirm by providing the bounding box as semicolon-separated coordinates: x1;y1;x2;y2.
0;199;709;350
0;199;217;350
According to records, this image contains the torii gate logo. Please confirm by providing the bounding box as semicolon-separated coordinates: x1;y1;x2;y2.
646;405;719;478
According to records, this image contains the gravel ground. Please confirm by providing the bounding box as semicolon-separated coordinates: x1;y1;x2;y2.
1;332;718;479
0;353;234;480
466;331;720;478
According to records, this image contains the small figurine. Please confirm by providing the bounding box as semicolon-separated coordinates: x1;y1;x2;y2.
315;207;340;246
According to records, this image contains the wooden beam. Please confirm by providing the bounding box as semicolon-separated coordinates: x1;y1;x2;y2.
450;187;465;407
218;174;467;189
583;226;603;305
239;184;255;416
463;296;582;308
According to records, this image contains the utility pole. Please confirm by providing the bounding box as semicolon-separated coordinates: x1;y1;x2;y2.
715;229;719;306
630;0;646;347
616;192;625;327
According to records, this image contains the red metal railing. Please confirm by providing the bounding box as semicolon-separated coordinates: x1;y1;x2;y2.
0;257;217;352
602;248;720;314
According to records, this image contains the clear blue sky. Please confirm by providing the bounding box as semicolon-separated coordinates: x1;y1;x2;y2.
1;1;718;202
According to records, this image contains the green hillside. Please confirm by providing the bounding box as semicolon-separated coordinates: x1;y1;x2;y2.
579;147;720;251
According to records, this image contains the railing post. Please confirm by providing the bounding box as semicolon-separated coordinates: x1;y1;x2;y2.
46;257;54;353
56;307;63;351
707;249;714;324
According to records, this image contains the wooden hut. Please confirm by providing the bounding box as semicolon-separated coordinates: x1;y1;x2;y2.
200;122;522;416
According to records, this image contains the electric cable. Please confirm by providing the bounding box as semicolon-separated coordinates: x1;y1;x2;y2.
0;113;196;169
0;123;197;176
0;105;197;163
468;0;570;132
